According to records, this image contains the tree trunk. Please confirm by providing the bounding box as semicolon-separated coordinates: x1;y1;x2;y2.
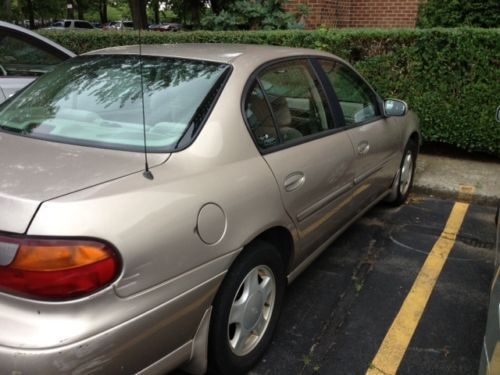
77;2;84;20
190;0;200;27
99;0;108;24
67;0;75;19
26;0;35;29
3;0;12;19
152;0;160;24
128;0;148;29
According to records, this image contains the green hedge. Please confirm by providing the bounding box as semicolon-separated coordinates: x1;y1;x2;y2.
39;28;500;156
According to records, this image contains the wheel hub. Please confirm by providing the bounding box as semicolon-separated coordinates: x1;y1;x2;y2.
243;291;264;329
399;150;413;195
227;265;276;356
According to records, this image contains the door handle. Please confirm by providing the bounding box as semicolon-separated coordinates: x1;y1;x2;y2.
284;172;305;192
357;141;370;155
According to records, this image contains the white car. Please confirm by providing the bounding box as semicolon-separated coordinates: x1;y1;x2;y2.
45;19;96;31
0;21;74;103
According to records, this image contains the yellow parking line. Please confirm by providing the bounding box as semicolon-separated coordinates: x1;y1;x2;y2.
366;188;473;375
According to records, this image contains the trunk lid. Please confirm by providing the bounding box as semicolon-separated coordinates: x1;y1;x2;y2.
0;133;168;233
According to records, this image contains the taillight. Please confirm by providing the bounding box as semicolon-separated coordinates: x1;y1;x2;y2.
0;234;120;300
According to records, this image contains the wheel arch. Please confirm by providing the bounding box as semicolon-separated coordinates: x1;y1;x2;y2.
242;226;295;274
409;131;420;149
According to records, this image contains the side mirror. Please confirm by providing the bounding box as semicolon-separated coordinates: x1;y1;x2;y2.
496;105;500;122
384;99;407;117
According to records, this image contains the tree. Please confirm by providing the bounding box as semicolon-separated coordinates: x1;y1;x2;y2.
98;0;108;23
417;0;500;28
151;0;160;24
201;0;293;30
16;0;65;28
75;0;87;19
169;0;208;27
128;0;148;29
66;0;74;18
1;0;12;19
210;0;236;15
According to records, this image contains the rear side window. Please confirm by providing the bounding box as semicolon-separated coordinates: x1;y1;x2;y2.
245;59;334;149
319;60;380;126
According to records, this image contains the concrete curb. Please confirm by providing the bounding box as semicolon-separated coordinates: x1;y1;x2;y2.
412;184;498;206
412;154;499;207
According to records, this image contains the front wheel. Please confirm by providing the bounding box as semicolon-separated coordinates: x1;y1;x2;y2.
208;241;286;375
393;139;418;205
391;139;417;205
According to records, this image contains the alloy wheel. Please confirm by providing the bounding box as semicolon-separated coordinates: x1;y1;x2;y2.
227;265;276;357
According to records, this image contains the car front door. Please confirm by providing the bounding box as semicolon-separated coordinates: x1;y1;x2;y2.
318;59;402;212
244;59;356;264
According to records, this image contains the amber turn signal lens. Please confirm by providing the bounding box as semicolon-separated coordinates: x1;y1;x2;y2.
11;244;110;271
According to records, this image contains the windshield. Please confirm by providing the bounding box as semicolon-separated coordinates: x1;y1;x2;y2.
0;55;229;151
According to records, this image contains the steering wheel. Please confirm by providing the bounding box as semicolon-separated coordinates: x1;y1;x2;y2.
0;64;7;76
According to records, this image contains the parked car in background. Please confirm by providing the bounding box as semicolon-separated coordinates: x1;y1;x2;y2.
45;19;96;31
479;111;500;375
150;22;182;32
0;21;74;103
0;44;419;374
103;20;134;31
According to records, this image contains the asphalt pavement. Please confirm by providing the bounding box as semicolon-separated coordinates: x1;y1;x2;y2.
248;152;500;375
251;196;496;375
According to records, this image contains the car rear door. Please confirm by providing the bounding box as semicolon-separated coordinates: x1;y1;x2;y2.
317;59;402;211
244;59;356;264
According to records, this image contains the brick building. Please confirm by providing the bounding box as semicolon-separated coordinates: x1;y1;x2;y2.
285;0;422;29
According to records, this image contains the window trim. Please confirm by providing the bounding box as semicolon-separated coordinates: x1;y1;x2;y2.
241;56;342;155
309;58;346;129
315;57;386;129
254;79;283;144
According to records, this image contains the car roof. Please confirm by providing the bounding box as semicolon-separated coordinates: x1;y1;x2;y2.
84;43;341;66
0;21;75;57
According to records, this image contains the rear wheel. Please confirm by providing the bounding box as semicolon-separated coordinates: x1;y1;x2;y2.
392;139;417;205
208;241;286;375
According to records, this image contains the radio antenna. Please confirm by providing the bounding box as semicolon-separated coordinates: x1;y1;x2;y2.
139;25;153;180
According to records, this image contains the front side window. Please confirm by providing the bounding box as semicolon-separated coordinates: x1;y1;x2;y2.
0;31;64;77
0;55;229;151
320;60;380;126
245;60;333;148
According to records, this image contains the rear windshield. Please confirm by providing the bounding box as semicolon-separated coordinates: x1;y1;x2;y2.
0;55;229;151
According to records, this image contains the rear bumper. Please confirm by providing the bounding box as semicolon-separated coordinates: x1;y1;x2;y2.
0;273;224;374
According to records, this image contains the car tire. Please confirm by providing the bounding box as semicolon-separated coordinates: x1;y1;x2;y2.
208;241;286;375
391;139;418;205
